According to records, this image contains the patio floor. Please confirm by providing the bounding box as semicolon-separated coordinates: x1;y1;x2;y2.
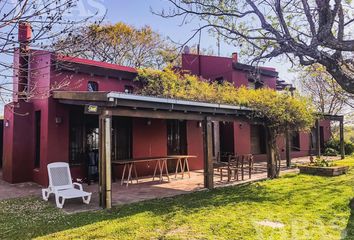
0;156;341;213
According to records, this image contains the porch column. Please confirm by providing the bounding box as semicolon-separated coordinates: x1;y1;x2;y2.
203;117;214;189
99;110;112;209
285;130;291;167
340;117;345;159
315;119;321;157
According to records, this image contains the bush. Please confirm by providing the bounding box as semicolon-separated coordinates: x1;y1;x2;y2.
312;156;335;167
324;139;354;155
323;147;338;156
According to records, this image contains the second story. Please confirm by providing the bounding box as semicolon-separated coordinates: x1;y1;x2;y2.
12;22;292;105
181;53;278;90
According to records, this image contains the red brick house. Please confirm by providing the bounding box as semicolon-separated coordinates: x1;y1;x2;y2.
2;23;332;187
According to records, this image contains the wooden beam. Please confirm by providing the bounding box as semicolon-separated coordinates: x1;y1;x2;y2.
53;91;109;101
203;117;214;189
285;130;291;167
99;110;112;209
315;119;321;157
109;108;204;121
340;119;345;159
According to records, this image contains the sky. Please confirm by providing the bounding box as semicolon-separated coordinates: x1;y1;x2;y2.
89;0;294;80
0;0;295;113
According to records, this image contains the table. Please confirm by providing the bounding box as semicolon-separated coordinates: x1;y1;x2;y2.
112;155;196;187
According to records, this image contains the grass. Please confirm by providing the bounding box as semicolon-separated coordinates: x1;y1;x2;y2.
1;158;354;240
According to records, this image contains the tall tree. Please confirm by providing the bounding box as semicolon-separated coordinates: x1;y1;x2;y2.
298;64;354;115
54;22;178;69
157;0;354;93
0;0;103;102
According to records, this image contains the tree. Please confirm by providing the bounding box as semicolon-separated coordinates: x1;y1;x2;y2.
157;0;354;93
136;67;315;178
54;22;178;69
0;0;103;103
298;64;354;115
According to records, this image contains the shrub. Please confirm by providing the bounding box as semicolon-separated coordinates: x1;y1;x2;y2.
323;147;338;156
324;138;354;155
312;157;335;167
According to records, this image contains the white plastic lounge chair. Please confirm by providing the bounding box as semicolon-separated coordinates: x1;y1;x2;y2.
42;162;92;208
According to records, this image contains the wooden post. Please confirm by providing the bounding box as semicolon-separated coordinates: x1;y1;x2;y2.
99;110;112;209
265;126;277;178
340;118;345;159
285;130;291;168
315;119;321;157
202;117;214;189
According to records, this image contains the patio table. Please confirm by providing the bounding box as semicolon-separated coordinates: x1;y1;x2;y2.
112;155;196;187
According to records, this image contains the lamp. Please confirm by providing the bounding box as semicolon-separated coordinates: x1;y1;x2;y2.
197;121;202;128
55;117;62;124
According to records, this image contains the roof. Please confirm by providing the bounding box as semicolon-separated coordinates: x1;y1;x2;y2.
52;91;255;121
57;55;137;73
233;62;278;77
54;55;137;79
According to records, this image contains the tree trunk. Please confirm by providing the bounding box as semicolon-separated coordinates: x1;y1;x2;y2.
266;127;280;178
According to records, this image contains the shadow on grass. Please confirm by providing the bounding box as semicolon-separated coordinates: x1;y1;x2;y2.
1;171;353;239
343;199;354;239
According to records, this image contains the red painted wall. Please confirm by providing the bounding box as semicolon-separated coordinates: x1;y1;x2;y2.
3;49;334;186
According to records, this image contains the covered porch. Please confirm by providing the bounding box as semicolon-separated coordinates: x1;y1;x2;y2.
54;91;264;209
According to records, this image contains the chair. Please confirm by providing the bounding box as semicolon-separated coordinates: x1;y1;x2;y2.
42;162;92;208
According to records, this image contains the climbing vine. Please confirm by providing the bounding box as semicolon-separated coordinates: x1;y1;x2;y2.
135;66;316;178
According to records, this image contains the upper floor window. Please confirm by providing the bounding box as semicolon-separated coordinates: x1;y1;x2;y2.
291;131;301;151
215;77;224;85
248;79;264;90
88;81;98;92
124;85;134;94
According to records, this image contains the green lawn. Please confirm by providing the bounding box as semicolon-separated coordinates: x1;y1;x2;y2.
1;158;354;240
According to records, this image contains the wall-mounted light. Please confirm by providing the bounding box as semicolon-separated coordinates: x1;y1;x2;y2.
4;120;9;127
239;123;243;129
197;121;202;128
146;119;152;126
55;117;62;124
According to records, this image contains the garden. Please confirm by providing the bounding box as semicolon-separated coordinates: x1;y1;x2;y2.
1;157;354;240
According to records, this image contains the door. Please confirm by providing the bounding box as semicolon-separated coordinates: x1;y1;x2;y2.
167;120;187;171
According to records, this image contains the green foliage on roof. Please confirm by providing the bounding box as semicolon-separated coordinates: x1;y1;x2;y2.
135;66;316;134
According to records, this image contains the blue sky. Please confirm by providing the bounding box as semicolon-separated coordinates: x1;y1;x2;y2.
99;0;293;80
0;0;294;114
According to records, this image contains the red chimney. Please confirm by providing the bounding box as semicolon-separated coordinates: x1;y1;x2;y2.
17;22;32;98
232;52;238;63
18;22;32;51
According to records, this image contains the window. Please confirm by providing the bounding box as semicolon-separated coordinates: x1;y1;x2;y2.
88;81;98;92
124;85;134;94
34;111;41;168
69;111;85;165
69;111;99;165
215;77;224;84
167;120;187;155
250;125;267;154
291;131;301;151
112;117;133;160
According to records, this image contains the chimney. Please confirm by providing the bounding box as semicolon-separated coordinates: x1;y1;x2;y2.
18;22;32;51
232;52;238;63
17;22;32;97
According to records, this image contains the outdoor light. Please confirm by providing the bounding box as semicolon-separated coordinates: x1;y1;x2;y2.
146;119;152;126
239;123;243;129
4;120;9;127
197;121;202;128
55;117;62;124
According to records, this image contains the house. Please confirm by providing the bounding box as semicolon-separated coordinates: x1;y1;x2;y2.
2;23;334;189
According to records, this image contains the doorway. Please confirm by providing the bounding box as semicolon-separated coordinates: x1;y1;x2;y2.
167;120;187;171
